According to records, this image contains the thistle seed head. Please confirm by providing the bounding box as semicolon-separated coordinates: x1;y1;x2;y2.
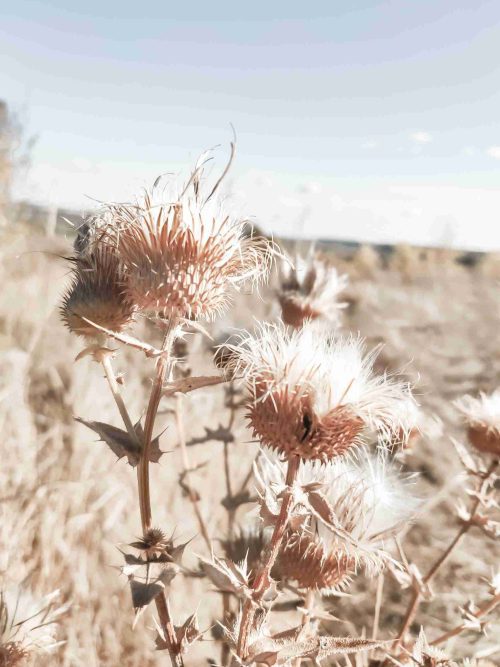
99;164;274;321
278;252;348;329
455;390;500;457
257;450;418;589
60;247;135;338
231;323;414;461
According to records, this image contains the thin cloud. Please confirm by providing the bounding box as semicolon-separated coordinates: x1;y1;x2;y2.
410;131;432;144
361;140;378;150
486;146;500;159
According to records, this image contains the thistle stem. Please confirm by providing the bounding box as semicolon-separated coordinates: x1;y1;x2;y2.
430;592;500;646
139;319;178;529
100;327;184;667
395;458;499;648
236;455;300;660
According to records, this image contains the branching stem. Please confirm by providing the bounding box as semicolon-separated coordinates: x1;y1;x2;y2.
236;455;300;660
430;592;500;646
395;458;498;648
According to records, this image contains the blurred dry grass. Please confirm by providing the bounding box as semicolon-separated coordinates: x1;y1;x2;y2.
1;225;499;664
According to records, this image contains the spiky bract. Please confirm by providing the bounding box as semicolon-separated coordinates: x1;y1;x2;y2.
60;247;134;338
231;323;414;461
277;534;354;591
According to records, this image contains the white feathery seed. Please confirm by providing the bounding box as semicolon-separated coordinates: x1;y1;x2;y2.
255;449;419;576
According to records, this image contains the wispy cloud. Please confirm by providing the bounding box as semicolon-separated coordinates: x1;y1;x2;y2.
410;131;432;144
486;146;500;159
361;140;378;150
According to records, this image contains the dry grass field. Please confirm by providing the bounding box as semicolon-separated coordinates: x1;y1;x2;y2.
0;222;499;666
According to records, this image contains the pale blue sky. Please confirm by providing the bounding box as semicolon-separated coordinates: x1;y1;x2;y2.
2;0;500;249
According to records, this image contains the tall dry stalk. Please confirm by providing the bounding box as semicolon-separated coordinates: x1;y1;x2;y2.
59;149;274;665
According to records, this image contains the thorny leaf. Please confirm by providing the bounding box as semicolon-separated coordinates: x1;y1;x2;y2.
170;539;192;565
163;375;227;397
258;497;279;528
176;613;201;652
75;417;141;465
460;601;487;633
134;421;165;464
128;563;179;618
75;418;164;466
130;579;165;612
179;462;209;499
410;627;456;666
221;490;255;511
305;490;366;550
155;613;201;653
200;556;251;598
247;635;388;666
187;425;235;447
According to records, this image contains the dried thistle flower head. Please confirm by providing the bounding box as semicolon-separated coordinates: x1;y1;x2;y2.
256;450;418;592
100;158;274;322
278;252;348;329
231;323;414;461
60;247;134;338
0;588;66;663
454;389;500;456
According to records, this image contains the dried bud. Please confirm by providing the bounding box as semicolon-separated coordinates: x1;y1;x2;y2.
467;425;500;457
455;390;500;457
278;252;348;329
61;247;134;338
130;528;170;555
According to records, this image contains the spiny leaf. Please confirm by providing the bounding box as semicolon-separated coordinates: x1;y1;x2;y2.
127;562;179;619
199;556;250;597
75;417;141;465
75;418;165;466
134;421;164;464
250;636;388;665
